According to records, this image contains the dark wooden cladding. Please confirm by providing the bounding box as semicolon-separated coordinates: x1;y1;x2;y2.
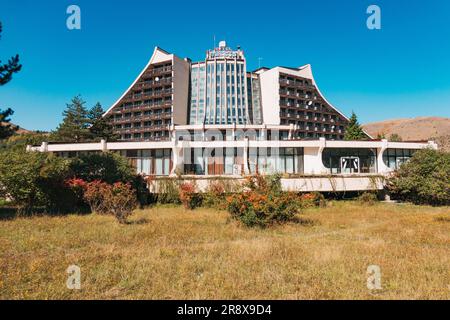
279;72;349;140
105;61;174;141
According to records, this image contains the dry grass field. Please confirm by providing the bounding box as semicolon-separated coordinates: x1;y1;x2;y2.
0;202;449;300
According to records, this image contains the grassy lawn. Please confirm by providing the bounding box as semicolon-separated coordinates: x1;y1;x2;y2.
0;201;449;299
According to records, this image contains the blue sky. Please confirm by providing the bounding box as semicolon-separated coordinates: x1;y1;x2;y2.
1;0;449;131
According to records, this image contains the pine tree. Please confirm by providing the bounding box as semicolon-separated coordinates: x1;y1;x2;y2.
0;21;22;140
52;95;90;142
88;102;117;141
389;133;403;142
0;108;18;140
344;111;367;141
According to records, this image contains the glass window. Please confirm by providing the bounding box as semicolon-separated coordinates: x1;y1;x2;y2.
383;149;416;170
322;148;377;174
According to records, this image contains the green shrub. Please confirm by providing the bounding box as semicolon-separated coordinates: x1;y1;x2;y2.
70;152;149;206
387;149;450;206
227;174;302;227
0;149;75;213
0;132;48;151
157;178;181;204
0;149;148;214
69;152;135;184
358;192;378;206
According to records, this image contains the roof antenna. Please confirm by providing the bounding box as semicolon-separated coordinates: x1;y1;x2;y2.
258;57;263;69
213;35;216;48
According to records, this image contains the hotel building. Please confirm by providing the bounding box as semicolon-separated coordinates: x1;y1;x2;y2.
29;41;437;192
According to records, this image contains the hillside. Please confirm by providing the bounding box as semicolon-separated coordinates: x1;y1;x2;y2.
1;122;30;135
363;117;450;151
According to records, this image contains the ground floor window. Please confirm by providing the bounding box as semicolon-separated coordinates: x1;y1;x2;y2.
181;147;304;176
252;147;304;175
122;149;172;176
322;148;377;174
383;148;416;170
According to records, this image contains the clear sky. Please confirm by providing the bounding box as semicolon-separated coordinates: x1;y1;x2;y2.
1;0;449;131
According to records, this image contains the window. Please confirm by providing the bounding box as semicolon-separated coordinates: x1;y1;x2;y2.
383;149;416;170
322;148;377;174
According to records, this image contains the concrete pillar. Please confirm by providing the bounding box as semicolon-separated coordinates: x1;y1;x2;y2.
261;126;267;141
170;124;176;142
243;137;250;175
40;142;48;152
232;123;236;141
288;123;294;139
377;139;389;174
171;144;182;176
428;140;438;150
100;139;107;152
318;137;326;154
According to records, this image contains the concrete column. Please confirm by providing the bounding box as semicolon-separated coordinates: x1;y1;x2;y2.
243;137;250;175
40;142;48;152
289;123;294;139
303;137;328;175
100;139;107;152
428;140;438;150
262;126;267;141
170;124;176;142
318;137;326;154
232;122;236;141
171;144;181;176
377;139;389;174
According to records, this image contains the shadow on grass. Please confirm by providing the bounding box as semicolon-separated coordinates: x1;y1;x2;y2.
126;218;150;225
0;206;92;221
0;207;17;221
291;216;319;226
434;215;450;222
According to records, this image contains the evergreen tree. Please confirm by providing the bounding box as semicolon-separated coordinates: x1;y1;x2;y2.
389;133;403;142
0;21;22;140
52;95;90;142
344;111;367;141
88;102;117;141
0;108;18;140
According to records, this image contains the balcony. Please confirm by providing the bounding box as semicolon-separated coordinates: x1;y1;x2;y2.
144;66;173;76
137;77;173;88
279;79;316;90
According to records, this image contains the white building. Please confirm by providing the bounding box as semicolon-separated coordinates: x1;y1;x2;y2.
28;42;438;192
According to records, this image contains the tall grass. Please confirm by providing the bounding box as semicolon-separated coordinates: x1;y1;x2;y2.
0;202;449;299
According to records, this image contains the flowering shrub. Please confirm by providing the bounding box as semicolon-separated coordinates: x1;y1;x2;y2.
227;174;302;227
102;182;137;223
82;180;110;214
178;181;201;210
202;180;237;209
67;178;137;223
300;192;327;208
